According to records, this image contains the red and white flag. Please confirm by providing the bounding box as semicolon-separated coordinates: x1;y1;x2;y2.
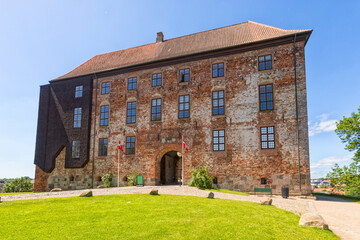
182;138;189;154
118;141;125;154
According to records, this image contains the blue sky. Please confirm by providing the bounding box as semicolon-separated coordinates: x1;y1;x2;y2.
0;0;359;179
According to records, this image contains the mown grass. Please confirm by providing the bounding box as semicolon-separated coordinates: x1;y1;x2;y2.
207;188;249;196
312;192;360;202
0;192;33;196
0;194;338;240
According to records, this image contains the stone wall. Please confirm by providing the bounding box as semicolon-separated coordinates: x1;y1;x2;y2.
35;40;311;195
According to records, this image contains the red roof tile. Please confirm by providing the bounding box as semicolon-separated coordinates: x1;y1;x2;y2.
55;21;311;80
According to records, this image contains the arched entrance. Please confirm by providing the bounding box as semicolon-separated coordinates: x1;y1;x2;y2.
160;151;182;185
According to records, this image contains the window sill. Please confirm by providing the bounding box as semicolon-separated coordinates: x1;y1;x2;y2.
258;68;273;72
179;81;189;85
211;114;226;119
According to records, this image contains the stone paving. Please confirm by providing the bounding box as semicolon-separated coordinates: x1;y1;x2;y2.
2;186;359;239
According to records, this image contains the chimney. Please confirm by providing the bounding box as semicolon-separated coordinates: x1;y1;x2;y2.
156;32;164;43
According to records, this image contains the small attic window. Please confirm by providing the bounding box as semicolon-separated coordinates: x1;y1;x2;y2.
261;178;267;185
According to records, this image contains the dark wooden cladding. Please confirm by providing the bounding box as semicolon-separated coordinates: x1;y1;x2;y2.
34;76;93;172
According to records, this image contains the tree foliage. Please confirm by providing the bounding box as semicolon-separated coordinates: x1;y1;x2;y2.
189;165;214;189
3;177;33;193
335;106;360;162
327;106;360;197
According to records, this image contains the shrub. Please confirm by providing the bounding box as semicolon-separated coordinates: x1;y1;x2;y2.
101;173;113;188
189;165;214;190
3;177;33;193
128;171;140;186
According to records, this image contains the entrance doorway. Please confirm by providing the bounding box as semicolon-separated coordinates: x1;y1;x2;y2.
160;151;181;185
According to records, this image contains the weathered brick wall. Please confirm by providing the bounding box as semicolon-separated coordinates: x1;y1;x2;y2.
35;40;310;195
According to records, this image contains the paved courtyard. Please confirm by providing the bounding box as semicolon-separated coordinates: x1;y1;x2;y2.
1;186;359;240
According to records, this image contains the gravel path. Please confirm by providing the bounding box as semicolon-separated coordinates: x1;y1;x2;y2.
3;186;358;239
313;196;360;240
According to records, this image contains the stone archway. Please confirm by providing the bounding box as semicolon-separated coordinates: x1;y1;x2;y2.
160;151;181;185
154;146;182;185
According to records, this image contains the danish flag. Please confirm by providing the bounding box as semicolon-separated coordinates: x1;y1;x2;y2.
182;138;189;154
118;141;125;154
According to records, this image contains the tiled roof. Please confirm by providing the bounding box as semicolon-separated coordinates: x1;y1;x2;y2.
54;21;311;80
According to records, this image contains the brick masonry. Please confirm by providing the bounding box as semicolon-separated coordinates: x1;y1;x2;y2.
34;40;311;195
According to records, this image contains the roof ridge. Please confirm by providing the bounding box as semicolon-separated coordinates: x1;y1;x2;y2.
93;21;251;58
92;21;308;59
247;20;311;32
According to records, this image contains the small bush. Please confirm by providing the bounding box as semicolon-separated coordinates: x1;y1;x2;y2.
128;171;140;186
102;173;113;188
3;177;33;193
149;188;159;195
189;165;213;190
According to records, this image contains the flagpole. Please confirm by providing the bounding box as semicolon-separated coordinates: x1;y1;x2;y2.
117;146;120;187
182;135;184;187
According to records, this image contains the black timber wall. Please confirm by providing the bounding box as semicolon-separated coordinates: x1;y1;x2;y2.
34;76;93;172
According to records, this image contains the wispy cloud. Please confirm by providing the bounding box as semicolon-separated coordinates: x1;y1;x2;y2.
311;155;353;169
309;114;337;136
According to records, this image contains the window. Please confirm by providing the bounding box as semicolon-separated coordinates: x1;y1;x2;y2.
179;95;190;118
259;84;273;111
212;90;225;115
128;77;137;90
151;99;162;121
259;55;272;71
72;140;80;158
126;136;135;155
212;63;224;78
100;105;109;126
179;69;190;82
75;85;83;98
261;178;267;184
152;73;162;86
213;130;225;151
261;126;275;149
127;102;136;124
101;82;110;94
98;138;108;156
73;107;82;128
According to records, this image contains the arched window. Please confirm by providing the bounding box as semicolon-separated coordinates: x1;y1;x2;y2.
69;175;74;182
261;178;267;185
95;176;102;182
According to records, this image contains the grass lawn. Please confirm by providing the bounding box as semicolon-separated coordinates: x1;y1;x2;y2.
0;195;338;240
312;192;360;202
207;188;249;196
0;192;33;196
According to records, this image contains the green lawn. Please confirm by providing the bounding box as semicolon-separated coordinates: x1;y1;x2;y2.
207;188;249;196
0;192;33;196
0;195;338;240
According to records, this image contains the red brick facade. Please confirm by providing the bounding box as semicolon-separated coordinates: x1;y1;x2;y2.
34;22;312;195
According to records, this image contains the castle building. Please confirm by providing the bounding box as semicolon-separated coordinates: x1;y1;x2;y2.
34;21;312;195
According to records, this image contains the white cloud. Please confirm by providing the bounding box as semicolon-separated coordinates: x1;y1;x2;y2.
310;154;353;178
311;155;353;169
309;114;337;136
